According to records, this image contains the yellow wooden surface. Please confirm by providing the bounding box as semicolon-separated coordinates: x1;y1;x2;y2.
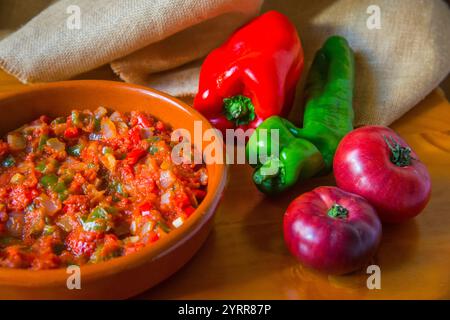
1;69;449;299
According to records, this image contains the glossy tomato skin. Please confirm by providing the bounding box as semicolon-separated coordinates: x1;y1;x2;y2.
283;186;382;275
333;126;431;223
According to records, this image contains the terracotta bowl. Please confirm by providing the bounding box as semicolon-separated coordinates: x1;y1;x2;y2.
0;80;227;299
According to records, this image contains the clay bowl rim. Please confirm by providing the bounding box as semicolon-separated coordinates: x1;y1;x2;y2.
0;80;228;287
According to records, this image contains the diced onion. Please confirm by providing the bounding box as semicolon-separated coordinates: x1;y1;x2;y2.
130;221;137;234
159;170;175;189
56;215;74;232
46;138;66;152
109;111;125;122
172;217;184;229
37;194;61;216
10;173;25;184
141;128;153;139
6;212;24;238
94;106;108;119
101;117;117;139
160;191;171;206
100;153;116;172
141;221;155;235
7;132;26;151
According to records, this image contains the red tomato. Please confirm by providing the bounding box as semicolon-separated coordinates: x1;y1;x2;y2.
64;127;80;139
333;126;431;223
126;149;147;165
283;186;381;275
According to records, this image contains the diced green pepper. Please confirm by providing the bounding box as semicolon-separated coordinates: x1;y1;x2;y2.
71;111;81;126
94;118;101;132
2;155;15;168
61;169;74;184
51;117;66;126
111;180;128;197
89;206;109;220
43;225;56;236
54;182;68;201
67;144;83;157
102;146;113;154
148;145;159;155
38;134;49;151
156;221;171;233
81;206;114;232
40;174;58;188
35;161;47;173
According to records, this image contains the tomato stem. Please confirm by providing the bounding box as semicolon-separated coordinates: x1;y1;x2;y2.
383;135;413;167
223;95;256;126
327;203;348;219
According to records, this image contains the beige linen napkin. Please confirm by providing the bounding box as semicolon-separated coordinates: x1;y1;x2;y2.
0;0;449;126
0;0;263;90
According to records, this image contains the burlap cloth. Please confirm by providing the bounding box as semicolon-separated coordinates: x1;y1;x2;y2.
0;0;449;126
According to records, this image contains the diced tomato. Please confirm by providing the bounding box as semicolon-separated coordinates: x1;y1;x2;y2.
148;232;159;243
7;185;33;211
64;127;80;139
126;149;147;166
63;195;90;215
175;191;191;209
155;121;165;131
124;242;145;256
136;114;152;128
0;246;32;268
128;126;141;145
0;140;9;157
39;115;51;124
138;202;153;215
65;229;103;258
100;234;121;258
184;206;196;217
193;189;207;200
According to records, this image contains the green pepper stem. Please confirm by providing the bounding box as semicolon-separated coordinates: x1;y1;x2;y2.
253;157;284;184
327;203;348;219
223;95;256;126
383;135;413;167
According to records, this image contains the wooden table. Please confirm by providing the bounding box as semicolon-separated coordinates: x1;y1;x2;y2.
1;70;449;299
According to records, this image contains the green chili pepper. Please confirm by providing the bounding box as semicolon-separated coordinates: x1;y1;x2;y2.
246;117;324;194
67;144;83;157
2;155;15;168
296;35;355;169
246;36;355;194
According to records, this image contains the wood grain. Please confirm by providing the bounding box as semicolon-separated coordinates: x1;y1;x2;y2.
1;70;449;299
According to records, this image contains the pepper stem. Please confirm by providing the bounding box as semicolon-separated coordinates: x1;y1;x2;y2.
253;157;285;184
383;135;413;167
327;203;349;219
223;95;256;126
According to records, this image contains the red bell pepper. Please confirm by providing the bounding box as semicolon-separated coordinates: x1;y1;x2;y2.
64;127;79;139
194;10;304;132
126;148;147;165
